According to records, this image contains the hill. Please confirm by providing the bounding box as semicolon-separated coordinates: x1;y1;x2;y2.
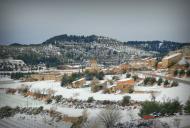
1;34;188;67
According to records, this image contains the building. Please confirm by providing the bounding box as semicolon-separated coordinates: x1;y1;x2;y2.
0;58;27;71
145;58;157;68
0;58;25;66
161;53;182;68
72;78;86;88
85;59;100;72
28;72;62;81
109;78;135;93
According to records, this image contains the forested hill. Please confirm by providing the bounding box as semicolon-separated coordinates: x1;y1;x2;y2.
43;34;190;55
43;34;110;44
126;40;190;54
1;34;189;67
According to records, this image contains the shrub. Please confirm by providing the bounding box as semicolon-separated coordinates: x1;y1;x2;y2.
46;98;53;104
32;106;43;115
18;85;30;95
91;85;100;93
171;81;178;87
139;101;160;117
164;80;169;86
87;97;94;103
186;70;190;77
184;97;190;114
161;99;182;115
85;71;104;80
144;77;150;85
128;88;134;93
112;76;120;81
103;88;110;94
126;73;131;78
179;70;185;76
98;108;122;128
0;106;16;119
96;71;105;80
54;95;62;103
6;88;17;94
144;77;156;86
157;78;163;86
149;77;156;85
33;90;42;99
132;75;138;81
61;73;84;87
139;99;182;117
121;96;131;106
173;70;178;76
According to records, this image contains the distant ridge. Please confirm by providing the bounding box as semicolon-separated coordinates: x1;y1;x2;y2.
43;34;99;44
9;43;24;46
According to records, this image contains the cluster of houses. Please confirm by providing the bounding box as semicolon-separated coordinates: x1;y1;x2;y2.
0;58;46;71
0;58;27;71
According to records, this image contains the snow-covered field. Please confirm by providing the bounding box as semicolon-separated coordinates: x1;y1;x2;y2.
0;114;71;128
1;79;190;104
1;80;190;127
27;80;190;104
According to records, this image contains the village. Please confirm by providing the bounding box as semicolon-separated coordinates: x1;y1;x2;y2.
0;49;190;128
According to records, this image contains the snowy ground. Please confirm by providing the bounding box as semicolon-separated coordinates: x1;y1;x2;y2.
1;80;190;127
0;114;71;128
159;115;190;128
1;79;190;104
26;80;190;104
0;92;190;128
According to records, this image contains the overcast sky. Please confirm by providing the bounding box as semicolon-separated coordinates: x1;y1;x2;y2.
0;0;190;44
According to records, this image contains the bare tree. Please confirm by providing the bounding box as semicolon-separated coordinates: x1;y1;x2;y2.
150;91;157;102
97;107;122;128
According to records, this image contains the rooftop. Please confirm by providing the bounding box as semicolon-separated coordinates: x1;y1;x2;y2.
163;53;182;60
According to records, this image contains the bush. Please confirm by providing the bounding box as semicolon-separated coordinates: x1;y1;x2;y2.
164;80;169;86
61;73;84;87
128;88;134;93
121;96;131;106
173;70;178;76
0;106;16;119
144;77;156;86
87;97;94;103
33;90;42;99
6;88;17;94
46;98;53;104
96;71;105;80
126;73;131;78
179;70;185;76
112;76;120;81
132;75;138;81
157;78;163;86
18;85;30;95
139;101;160;117
103;88;110;94
144;77;150;85
139;99;182;117
32;106;43;115
149;77;156;85
54;95;62;103
171;81;178;87
184;97;190;114
91;84;100;93
85;71;104;80
186;70;190;77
